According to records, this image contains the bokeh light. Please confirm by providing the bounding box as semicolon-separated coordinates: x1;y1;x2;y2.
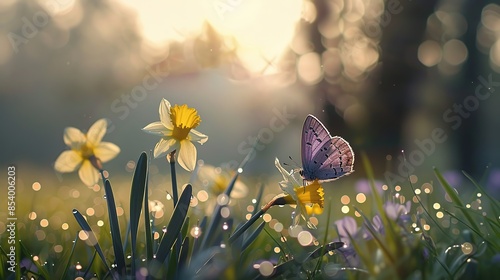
32;182;42;191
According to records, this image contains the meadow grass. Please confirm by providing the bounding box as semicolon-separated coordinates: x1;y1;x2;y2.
1;145;499;279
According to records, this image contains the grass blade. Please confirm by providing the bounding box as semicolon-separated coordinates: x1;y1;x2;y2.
362;152;401;254
154;184;192;264
312;202;333;276
462;171;500;216
104;180;126;275
434;167;480;233
201;173;239;249
72;209;114;277
192;217;207;254
229;209;265;244
241;221;266;251
60;233;79;280
19;241;50;280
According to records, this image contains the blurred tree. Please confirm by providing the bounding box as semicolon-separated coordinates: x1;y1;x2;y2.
0;0;144;101
299;0;439;175
454;0;499;177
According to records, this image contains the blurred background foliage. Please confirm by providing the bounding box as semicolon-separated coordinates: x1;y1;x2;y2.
1;0;499;176
1;0;500;248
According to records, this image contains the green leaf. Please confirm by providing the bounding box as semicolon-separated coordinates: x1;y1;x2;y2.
130;152;148;274
104;180;126;275
154;184;192;264
72;209;114;277
241;221;265;251
178;237;190;270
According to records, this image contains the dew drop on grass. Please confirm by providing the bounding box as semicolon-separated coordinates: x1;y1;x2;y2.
323;263;341;277
258;261;274;276
220;207;230;218
297;231;313;246
461;242;473;254
190;226;202;238
217;194;229;206
222;222;229;231
72;209;78;214
162;226;167;233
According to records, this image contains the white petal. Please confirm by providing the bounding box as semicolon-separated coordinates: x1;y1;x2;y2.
189;129;208;144
178;140;197;171
275;158;292;181
196;165;217;180
142;121;169;135
153;138;177;158
87;118;108;145
231;180;248;199
94;142;120;163
64;127;86;149
159;99;173;130
54;150;83;172
78;160;100;187
275;158;299;200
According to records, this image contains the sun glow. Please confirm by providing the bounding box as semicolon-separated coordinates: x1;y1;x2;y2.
119;0;303;72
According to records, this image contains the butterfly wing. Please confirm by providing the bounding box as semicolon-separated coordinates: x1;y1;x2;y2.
301;115;354;182
308;136;354;182
301;115;334;180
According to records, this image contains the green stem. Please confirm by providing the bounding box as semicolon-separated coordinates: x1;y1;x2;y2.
169;151;179;207
229;196;287;244
229;209;265;244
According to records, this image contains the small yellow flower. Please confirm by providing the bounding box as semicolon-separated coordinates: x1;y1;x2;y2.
54;118;120;187
143;99;208;171
197;164;248;198
305;204;324;215
282;180;325;211
275;158;325;226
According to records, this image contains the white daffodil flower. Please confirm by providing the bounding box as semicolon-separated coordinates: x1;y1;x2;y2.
143;98;208;171
275;158;324;227
55;118;120;186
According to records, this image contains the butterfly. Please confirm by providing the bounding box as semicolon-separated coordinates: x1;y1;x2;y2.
300;114;354;183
